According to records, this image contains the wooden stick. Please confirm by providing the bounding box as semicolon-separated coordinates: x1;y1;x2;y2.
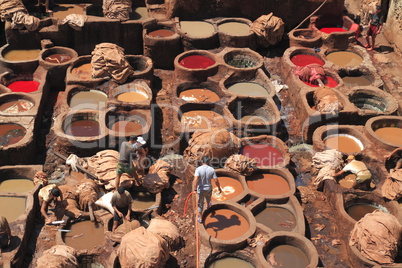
51;150;98;180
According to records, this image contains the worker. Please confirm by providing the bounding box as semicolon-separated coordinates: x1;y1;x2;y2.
111;186;133;232
38;184;63;224
115;135;146;189
365;5;384;51
0;216;11;252
333;155;372;190
192;156;222;223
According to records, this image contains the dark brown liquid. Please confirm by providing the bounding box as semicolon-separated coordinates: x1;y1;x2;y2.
181;110;226;129
204;209;249;240
64;221;105;250
374;127;402;146
0;99;34;113
347;203;380;221
148;29;175;37
179;89;220;102
0;123;26;146
255;207;296;231
110;121;143;133
0;179;33;193
267;244;309;268
246;174;290;196
45;53;72;64
211;176;243;201
208;257;254;268
64;120;100;137
324;135;362;153
132;191;155;210
0;196;26;222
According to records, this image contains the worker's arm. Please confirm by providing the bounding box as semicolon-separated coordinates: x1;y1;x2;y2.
113;205;123;218
333;169;345;177
40;201;52;224
214;178;222;193
192;176;198;192
125;205;131;221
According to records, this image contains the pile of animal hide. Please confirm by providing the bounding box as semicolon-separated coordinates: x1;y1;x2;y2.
0;0;39;31
294;63;325;85
313;86;344;114
250;13;285;48
381;169;402;200
312;149;343;188
142;160;172;194
224;154;258;176
36;245;78;267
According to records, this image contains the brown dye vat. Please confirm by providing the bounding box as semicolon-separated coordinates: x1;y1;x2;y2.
342;76;371;87
207;257;255;268
45;53;72;64
132;191;155;210
227;82;269;97
64;120;100;137
63;221;105;250
69;90;108;109
346;203;381;221
0;123;26;146
246;173;290;196
267;244;309;268
0;196;26;222
211;176;243;201
180;21;215;37
0;178;33;193
241;144;284;167
204;209;249;240
326;51;363;67
71;63;92;80
255;207;296;232
148;29;175;37
3;49;41;61
116;92;148;102
218;22;250;36
179;88;220;102
110;121;143;133
374;127;402;146
181;110;225;129
324;135;363;153
0;99;33;113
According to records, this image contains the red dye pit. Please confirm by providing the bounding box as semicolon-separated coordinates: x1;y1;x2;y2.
7;81;40;93
179;55;215;69
242;144;284;166
291;54;325;67
303;76;338;87
319;27;347;34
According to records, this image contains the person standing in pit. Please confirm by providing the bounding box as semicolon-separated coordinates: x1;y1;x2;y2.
192;156;223;223
111;186;133;232
365;5;384;51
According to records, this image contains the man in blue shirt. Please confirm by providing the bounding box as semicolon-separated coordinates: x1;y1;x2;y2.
192;156;222;223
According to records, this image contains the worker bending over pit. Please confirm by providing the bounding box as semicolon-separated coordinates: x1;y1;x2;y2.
111;186;133;232
38;184;63;224
333;155;372;190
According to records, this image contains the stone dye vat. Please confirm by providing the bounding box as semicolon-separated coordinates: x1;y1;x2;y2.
0;196;26;222
204;251;258;268
63;112;101;137
62;220;105;251
211;170;246;203
66;56;105;86
326;50;363;68
0;44;41;73
179;21;216;38
68;89;108;110
106;110;151;141
217;18;256;49
181;110;225;129
110;80;152;108
323;134;364;153
342;75;371;87
0;123;27;146
365;116;402;150
290;53;325;67
177;20;218;50
281;47;327;76
288;28;322;48
0;178;33;193
174;50;219;81
347;87;398;114
256;232;319;268
39;46;77;67
126;55;154;82
179;88;220;102
0;93;35;114
6;79;40;93
338;67;383;89
226;82;269;97
221;48;263;75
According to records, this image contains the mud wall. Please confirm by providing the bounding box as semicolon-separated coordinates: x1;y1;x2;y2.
383;0;402;53
165;0;344;31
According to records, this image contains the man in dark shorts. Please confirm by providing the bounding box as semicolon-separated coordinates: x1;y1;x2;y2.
111;186;133;232
365;5;384;51
115;135;146;188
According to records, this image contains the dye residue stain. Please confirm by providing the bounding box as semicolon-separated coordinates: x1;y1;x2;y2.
241;144;284;166
0;99;34;113
45;53;72;64
255;207;296;231
267;244;310;268
374;127;402;146
64;120;100;137
3;49;41;61
211;176;243;201
0;179;33;193
227;82;269;97
72;63;93;80
246;173;290;196
116;92;148;102
7;81;40;93
64;221;105;250
324;135;362;153
326;51;363;67
132;191;155;210
0;196;26;222
290;54;325;66
204;209;249;240
148;29;175;37
110;120;143;133
0;123;26;146
179;55;215;69
346;203;380;221
208;257;255;268
303;76;338;87
179;89;220;102
181;110;226;129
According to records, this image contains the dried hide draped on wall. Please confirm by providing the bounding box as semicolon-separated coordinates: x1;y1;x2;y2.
251;13;285;48
102;0;132;21
0;0;39;31
224;154;258;176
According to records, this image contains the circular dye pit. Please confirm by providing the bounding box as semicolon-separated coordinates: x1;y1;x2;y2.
179;21;215;37
64;115;100;137
204;208;249;240
290;54;325;66
374;127;402;146
326;51;363;67
132;191;155;210
0;196;26;222
179;55;216;69
114;83;149;103
179;88;220;102
181;110;226;129
148;29;175;37
0;123;26;146
241;144;284;166
0;99;33;113
0;178;33;193
319;27;347;34
349;92;387;112
302;75;338;87
225;55;258;68
246;173;290;196
211;176;243;201
227;82;269;97
324;134;364;153
7;80;40;93
255;207;296;232
266;244;309;268
69;90;108;110
3;49;41;61
109;120;143;133
207;257;254;268
346;203;383;221
342;76;371;87
218;22;250;35
71;63;93;80
63;221;105;250
45;53;72;64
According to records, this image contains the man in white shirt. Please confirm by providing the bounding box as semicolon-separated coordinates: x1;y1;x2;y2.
333;155;372;190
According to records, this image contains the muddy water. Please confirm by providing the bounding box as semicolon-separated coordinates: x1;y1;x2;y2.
132;7;149;20
326;51;363;67
204;209;249;240
374;127;402;146
69;90;108;109
267;244;309;268
240;115;267;124
0;179;33;193
241;144;284;166
303;76;338;87
45;53;72;64
64;221;105;250
255;207;296;232
8;80;40;93
180;21;215;37
246;173;290;196
72;63;92;80
290;54;325;66
179;55;215;69
3;49;41;61
211;176;243;201
342;76;371;87
208;257;255;268
179;89;220;102
181;110;226;129
110;121;143;133
0;99;34;113
218;22;250;35
324;135;363;153
0;123;26;146
117;91;148;102
227;82;269;96
148;29;175;37
0;196;26;222
346;203;380;221
339;174;356;189
64;120;100;137
319;27;347;33
132;191;155;210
